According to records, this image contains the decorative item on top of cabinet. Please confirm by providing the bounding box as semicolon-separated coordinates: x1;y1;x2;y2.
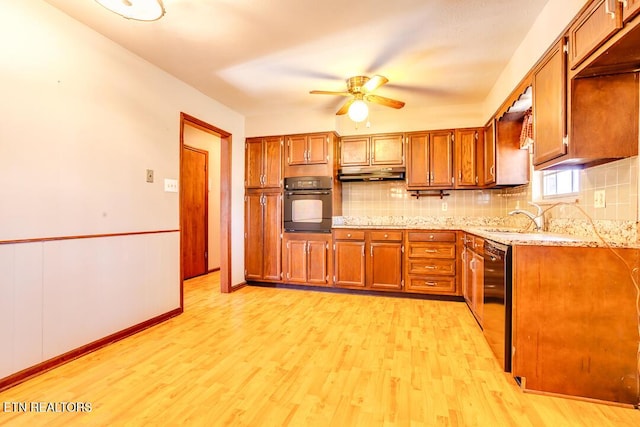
332;229;404;290
244;190;282;282
404;231;458;295
340;133;404;167
284;132;337;177
454;128;484;188
405;130;454;189
283;232;332;286
245;136;282;189
568;0;623;70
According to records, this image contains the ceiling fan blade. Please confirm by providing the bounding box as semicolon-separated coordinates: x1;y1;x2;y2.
336;99;354;115
365;94;405;109
362;75;389;93
310;90;351;96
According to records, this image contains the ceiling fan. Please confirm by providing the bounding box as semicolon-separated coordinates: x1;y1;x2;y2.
310;75;405;122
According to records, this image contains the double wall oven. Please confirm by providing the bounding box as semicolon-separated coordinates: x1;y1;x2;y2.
283;176;333;233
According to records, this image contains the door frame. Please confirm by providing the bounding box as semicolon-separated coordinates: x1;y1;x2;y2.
180;113;233;296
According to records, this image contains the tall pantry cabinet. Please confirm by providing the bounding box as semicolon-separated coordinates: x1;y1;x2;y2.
244;136;283;282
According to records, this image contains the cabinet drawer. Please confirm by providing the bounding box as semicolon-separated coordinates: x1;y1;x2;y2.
369;230;403;241
333;229;365;240
408;259;455;276
408;243;455;259
406;276;456;294
407;231;456;242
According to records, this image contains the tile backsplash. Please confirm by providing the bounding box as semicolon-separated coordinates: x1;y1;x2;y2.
340;156;639;242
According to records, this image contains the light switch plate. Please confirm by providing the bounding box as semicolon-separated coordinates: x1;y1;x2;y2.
594;189;605;208
441;202;448;212
164;178;178;193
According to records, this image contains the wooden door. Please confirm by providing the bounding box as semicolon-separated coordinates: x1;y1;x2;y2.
287;135;307;166
429;131;454;187
245;138;264;188
405;133;429;189
340;136;370;166
263;136;282;188
262;192;282;281
181;146;208;279
334;240;366;287
244;192;264;281
284;238;307;283
368;242;403;290
306;134;328;164
455;129;478;187
370;133;404;166
533;39;567;166
307;239;329;285
483;120;496;185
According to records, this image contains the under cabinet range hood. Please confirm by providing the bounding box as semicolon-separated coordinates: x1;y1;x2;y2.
337;166;406;181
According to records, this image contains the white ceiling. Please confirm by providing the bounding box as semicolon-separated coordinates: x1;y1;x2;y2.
44;0;550;118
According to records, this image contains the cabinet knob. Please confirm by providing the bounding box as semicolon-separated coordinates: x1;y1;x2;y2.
429;235;435;240
347;233;352;238
384;233;388;238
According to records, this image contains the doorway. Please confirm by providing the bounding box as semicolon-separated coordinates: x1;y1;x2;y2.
180;113;233;296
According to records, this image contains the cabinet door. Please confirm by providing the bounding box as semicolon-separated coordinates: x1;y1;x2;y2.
285;239;307;283
462;247;472;306
263;136;282;188
569;0;622;69
306;134;328;164
340;137;370;166
368;242;403;290
245;138;264;189
370;134;404;166
244;192;264;280
470;251;484;324
483;120;496;185
261;192;282;281
406;133;429;188
334;240;366;287
429;131;454;187
623;0;640;21
455;129;479;187
533;39;567;166
307;239;329;285
287;135;307;166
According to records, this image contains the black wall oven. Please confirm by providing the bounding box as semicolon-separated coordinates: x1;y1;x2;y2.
284;176;332;233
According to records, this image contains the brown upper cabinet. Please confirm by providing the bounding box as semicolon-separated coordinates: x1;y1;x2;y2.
532;39;568;167
245;136;283;189
568;0;623;70
284;132;337;177
483;120;496;186
622;0;640;21
406;130;454;189
340;133;404;167
454;128;484;188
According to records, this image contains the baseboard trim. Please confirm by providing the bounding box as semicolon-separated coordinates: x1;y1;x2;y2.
0;307;183;393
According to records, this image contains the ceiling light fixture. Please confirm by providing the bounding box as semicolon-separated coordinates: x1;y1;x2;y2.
348;97;369;123
95;0;165;21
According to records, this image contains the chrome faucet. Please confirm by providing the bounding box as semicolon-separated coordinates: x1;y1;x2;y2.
508;202;545;232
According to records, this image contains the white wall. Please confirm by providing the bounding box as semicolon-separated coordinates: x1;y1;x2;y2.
0;0;244;380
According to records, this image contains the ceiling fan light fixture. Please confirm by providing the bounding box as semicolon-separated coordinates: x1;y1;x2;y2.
95;0;165;21
348;99;368;123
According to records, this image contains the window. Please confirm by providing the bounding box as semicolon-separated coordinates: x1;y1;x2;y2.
541;169;580;198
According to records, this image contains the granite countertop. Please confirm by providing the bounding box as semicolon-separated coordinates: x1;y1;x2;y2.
332;218;638;248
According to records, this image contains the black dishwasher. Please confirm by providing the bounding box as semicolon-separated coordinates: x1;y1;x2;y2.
483;240;512;372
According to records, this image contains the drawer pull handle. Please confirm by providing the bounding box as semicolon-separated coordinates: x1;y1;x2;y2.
425;281;437;286
425;249;437;253
424;265;437;269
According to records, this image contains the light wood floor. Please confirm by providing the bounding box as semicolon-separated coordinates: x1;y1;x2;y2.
1;272;639;426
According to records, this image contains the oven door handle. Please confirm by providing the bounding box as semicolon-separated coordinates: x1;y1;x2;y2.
286;191;331;196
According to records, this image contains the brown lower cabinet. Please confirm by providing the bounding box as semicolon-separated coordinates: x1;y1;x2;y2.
333;229;403;290
404;230;459;295
282;232;332;286
461;233;484;324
